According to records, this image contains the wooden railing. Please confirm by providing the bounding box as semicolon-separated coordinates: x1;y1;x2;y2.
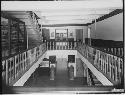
77;42;123;87
46;41;77;50
98;47;123;58
2;43;46;86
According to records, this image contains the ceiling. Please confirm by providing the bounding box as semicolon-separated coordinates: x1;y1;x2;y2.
1;0;123;25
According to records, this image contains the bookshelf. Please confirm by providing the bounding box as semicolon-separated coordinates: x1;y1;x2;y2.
1;12;27;59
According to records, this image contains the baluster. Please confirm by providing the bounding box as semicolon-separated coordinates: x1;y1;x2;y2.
118;48;120;56
61;42;62;50
57;42;58;50
24;52;26;70
103;52;106;73
68;42;69;49
112;56;115;81
117;57;120;82
120;48;123;57
21;53;24;73
19;54;22;75
104;53;106;73
52;42;54;50
54;41;56;50
66;42;67;49
115;48;117;55
56;42;58;50
50;41;51;50
107;54;109;76
60;42;62;50
15;55;18;79
5;59;9;85
120;58;123;83
105;54;108;74
114;56;117;81
100;52;102;71
94;50;97;65
102;52;104;72
64;42;66;50
51;41;53;50
8;58;12;85
13;57;15;81
62;42;65;50
51;41;52;50
57;42;59;50
55;42;57;50
48;41;50;50
2;61;6;82
48;41;49;50
58;42;60;50
71;41;73;49
11;58;15;84
111;55;113;79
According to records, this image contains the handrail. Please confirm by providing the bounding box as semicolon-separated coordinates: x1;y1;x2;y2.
2;43;47;86
77;42;123;87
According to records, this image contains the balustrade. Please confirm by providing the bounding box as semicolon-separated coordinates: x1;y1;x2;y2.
77;43;123;86
2;43;46;86
46;41;77;50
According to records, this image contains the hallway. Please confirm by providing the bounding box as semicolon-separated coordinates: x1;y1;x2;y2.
24;58;87;87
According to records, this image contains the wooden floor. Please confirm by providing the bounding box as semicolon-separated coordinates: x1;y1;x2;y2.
24;59;87;87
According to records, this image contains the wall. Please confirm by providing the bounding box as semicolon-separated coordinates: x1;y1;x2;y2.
43;26;88;42
89;13;123;41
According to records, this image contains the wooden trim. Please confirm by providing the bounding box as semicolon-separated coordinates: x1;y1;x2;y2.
87;9;123;25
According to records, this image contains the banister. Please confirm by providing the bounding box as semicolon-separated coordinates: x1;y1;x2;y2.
2;43;47;86
77;42;123;87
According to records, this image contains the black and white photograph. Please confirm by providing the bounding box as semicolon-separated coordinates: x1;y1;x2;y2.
1;0;124;94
